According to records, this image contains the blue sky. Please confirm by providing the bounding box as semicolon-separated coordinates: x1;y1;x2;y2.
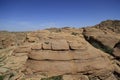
0;0;120;31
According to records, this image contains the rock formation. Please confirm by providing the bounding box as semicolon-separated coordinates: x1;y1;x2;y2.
0;20;120;80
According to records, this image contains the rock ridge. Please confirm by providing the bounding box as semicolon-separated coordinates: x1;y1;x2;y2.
0;20;120;80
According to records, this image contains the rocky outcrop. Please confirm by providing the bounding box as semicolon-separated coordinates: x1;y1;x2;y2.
24;34;113;77
0;20;120;80
0;31;26;49
113;42;120;58
83;27;120;49
95;20;120;33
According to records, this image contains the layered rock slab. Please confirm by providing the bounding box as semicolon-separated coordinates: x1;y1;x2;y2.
27;40;114;76
1;22;120;79
83;27;120;48
27;56;113;75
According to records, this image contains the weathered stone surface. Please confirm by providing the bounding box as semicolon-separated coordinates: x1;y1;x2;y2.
1;20;120;79
27;36;39;43
27;56;113;75
113;42;120;58
15;32;26;45
26;35;114;76
0;32;17;48
0;67;9;73
96;20;120;34
51;39;69;51
113;48;120;57
114;63;120;74
68;41;87;50
29;51;73;60
29;50;102;61
9;72;25;80
26;32;39;43
24;73;47;80
14;45;31;53
104;74;117;80
3;55;28;70
63;75;89;80
31;43;42;50
42;40;51;50
98;72;118;80
14;53;28;56
83;27;120;48
26;30;50;43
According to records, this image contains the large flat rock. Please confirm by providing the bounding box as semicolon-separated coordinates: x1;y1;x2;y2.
27;56;113;75
29;50;101;61
51;39;69;51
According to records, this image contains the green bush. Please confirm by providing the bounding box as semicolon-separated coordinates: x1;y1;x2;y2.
71;32;79;36
0;75;4;80
41;75;62;80
44;42;49;44
56;29;61;33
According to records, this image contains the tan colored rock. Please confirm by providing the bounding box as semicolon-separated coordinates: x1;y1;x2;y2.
99;73;118;80
114;64;120;74
27;60;74;75
113;48;120;57
42;41;51;50
26;30;50;43
3;74;11;80
10;72;25;80
3;55;28;70
31;43;42;50
27;32;39;42
63;75;75;80
14;45;31;53
15;32;26;45
27;56;113;76
25;74;46;80
29;51;73;60
104;74;117;80
27;39;114;76
1;20;120;79
29;50;101;61
68;41;87;50
14;53;28;56
0;67;9;73
48;32;66;39
51;39;69;51
83;27;120;48
63;75;89;80
79;75;89;80
113;42;120;58
88;76;100;80
28;36;39;43
0;32;17;48
96;20;120;34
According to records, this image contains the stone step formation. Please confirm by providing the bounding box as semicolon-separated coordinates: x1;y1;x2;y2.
0;20;120;80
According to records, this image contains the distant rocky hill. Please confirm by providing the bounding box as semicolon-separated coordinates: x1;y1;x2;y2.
95;20;120;33
0;20;120;80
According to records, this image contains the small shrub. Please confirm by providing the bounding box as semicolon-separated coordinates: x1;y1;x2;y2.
0;56;6;62
0;75;5;80
56;29;61;33
44;42;49;44
71;32;79;36
41;75;62;80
